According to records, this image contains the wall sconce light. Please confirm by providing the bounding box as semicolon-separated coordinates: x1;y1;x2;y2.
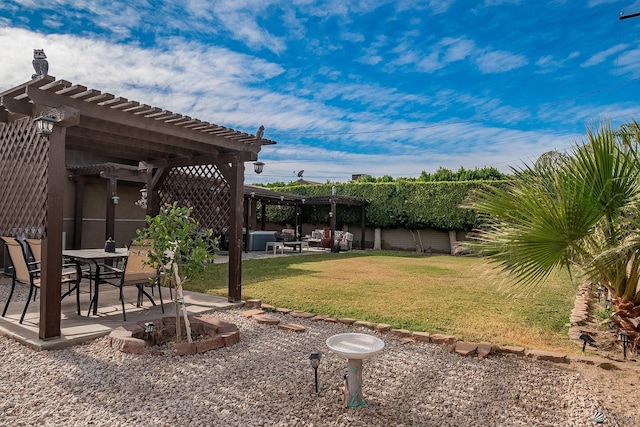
329;211;333;218
112;195;120;205
34;112;57;135
136;186;148;209
280;195;284;202
309;349;322;393
253;161;265;174
250;191;255;198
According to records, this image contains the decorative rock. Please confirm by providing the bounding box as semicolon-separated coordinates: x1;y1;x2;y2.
244;299;262;308
174;342;197;356
122;323;146;338
353;321;373;329
477;342;492;358
311;315;327;322
290;311;315;318
241;309;265;318
323;318;338;323
110;315;240;355
526;350;569;364
455;342;478;357
400;337;415;344
497;346;526;355
338;318;355;325
391;329;412;338
276;308;292;314
567;355;597;365
431;334;456;345
197;315;240;334
196;336;226;353
253;314;280;325
112;336;147;354
109;327;147;354
261;303;275;311
596;361;620;370
221;331;240;346
278;323;306;333
412;331;431;343
375;323;392;333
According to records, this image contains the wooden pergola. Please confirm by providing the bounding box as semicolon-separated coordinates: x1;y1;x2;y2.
243;186;367;251
0;75;275;340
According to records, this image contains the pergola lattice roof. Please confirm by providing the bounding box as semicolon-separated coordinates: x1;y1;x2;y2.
0;75;274;167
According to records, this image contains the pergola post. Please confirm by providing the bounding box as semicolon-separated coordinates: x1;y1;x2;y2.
360;204;366;250
72;176;85;249
40;126;65;340
228;159;244;302
105;177;116;241
244;197;250;253
330;199;336;252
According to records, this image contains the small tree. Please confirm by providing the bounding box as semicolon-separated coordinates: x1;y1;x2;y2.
136;202;213;342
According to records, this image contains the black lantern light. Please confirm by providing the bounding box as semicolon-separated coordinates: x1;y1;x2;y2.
309;349;322;393
34;112;57;135
253;161;265;174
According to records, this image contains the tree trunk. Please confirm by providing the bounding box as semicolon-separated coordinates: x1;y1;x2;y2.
410;230;424;253
174;265;192;343
448;230;457;255
373;228;381;250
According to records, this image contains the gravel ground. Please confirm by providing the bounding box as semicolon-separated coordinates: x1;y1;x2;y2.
0;305;638;427
1;276;639;426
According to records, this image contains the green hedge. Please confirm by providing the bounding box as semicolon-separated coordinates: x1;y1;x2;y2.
264;181;506;231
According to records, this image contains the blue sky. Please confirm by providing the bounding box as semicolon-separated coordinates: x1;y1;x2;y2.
1;1;640;184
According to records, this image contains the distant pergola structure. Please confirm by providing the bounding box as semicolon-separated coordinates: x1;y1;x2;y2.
243;186;367;251
0;75;275;339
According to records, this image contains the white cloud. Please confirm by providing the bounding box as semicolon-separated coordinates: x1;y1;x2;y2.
581;44;626;67
615;48;640;77
475;50;528;73
341;31;365;43
356;54;383;65
484;0;520;5
416;37;475;73
396;0;455;14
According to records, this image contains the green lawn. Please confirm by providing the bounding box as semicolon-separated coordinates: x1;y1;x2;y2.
186;251;580;353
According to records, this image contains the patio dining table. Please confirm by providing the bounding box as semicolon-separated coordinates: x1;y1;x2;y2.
63;248;128;316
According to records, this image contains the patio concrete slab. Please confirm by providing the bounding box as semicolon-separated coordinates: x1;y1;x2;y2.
0;283;238;351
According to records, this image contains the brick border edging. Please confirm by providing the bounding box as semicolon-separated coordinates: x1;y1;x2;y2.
567;281;594;346
109;314;240;355
242;299;636;371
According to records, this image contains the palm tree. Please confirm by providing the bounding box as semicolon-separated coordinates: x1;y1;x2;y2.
464;121;640;336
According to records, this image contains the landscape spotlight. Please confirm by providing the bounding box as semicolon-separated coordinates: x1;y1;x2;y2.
309;349;322;393
619;331;630;359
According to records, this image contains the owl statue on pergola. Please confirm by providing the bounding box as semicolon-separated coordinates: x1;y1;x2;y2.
32;49;49;79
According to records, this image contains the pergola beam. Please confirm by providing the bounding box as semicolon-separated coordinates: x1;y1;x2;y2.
25;86;263;154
